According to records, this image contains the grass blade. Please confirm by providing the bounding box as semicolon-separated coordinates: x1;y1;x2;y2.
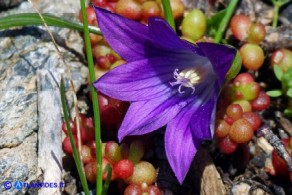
101;164;112;195
214;0;239;43
60;79;90;195
162;0;175;31
79;1;103;194
0;13;101;35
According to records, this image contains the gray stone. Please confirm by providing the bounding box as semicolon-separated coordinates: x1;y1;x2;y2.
0;0;24;9
36;70;63;195
0;133;37;194
0;0;87;17
0;1;88;193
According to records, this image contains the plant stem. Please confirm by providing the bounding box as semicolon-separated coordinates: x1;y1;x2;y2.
79;1;103;194
162;0;176;31
271;0;291;28
272;4;280;28
214;0;239;43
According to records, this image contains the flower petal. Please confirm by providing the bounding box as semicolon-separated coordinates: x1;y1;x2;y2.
190;94;217;140
94;7;206;62
165;79;219;183
118;93;191;141
94;57;180;101
196;42;237;85
188;78;219;140
165;106;200;184
147;18;197;53
94;7;149;61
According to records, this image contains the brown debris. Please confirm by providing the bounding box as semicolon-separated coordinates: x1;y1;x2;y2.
235;0;273;25
263;25;292;52
275;111;292;136
192;148;227;195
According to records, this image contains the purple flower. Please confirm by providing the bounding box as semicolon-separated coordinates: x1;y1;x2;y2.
93;7;237;183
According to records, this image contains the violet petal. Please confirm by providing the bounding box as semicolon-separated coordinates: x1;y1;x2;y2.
165;105;200;184
147;18;197;54
188;76;219;140
190;94;217;140
197;42;237;85
118;94;192;141
94;7;149;61
94;56;197;101
94;7;207;62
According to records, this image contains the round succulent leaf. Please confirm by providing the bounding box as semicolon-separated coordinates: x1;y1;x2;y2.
267;90;282;97
284;109;292;118
286;88;292;98
273;64;283;81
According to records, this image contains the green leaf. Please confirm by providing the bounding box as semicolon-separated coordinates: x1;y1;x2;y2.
273;64;283;81
287;88;292;97
267;90;282;97
207;9;227;36
226;50;242;81
0;13;101;35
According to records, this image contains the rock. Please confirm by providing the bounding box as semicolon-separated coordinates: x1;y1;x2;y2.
280;3;292;25
0;0;83;16
231;182;267;195
0;134;38;194
263;25;292;51
181;0;217;17
0;0;24;10
36;70;63;195
235;0;273;25
0;2;88;192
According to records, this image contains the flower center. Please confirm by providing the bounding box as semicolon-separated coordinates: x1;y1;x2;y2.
170;68;201;94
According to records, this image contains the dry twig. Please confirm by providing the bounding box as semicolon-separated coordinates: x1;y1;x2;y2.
259;125;292;172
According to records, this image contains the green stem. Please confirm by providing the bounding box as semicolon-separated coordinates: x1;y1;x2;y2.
271;0;291;28
214;0;239;43
0;13;101;35
79;1;103;195
60;80;90;195
162;0;176;31
272;4;280;28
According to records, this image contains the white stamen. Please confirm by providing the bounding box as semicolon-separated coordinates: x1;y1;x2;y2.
178;85;185;94
170;68;201;94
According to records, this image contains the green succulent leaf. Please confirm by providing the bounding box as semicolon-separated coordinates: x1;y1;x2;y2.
226;50;242;81
284;108;292;117
267;90;282;97
273;64;283;81
287;88;292;98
